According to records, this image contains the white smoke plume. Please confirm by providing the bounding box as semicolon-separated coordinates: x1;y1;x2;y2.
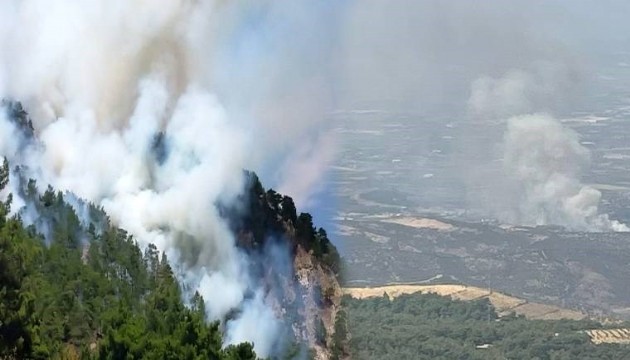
324;0;629;235
503;114;628;231
336;1;627;233
467;70;628;232
0;0;341;356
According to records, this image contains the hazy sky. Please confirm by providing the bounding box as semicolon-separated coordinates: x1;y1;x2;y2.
336;0;630;113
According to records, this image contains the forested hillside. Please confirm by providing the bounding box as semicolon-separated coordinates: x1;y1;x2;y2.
228;172;343;359
0;157;342;359
342;293;630;360
0;159;263;359
230;171;340;274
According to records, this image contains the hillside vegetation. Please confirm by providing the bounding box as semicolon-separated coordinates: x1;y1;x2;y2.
0;158;341;359
0;159;264;359
343;284;586;320
341;292;630;360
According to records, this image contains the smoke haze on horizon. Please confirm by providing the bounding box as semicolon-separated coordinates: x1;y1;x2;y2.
336;0;629;232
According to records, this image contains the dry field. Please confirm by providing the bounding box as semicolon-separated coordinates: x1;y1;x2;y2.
586;328;630;344
343;284;586;320
380;217;455;231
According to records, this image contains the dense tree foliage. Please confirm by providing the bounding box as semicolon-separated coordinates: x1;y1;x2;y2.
344;293;630;360
226;172;341;275
1;99;34;139
330;309;348;360
0;163;260;359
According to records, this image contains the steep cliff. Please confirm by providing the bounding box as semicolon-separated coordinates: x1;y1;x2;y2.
225;173;343;359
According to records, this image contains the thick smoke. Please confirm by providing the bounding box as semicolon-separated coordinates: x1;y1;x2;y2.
467;69;628;232
0;0;341;356
503;114;628;231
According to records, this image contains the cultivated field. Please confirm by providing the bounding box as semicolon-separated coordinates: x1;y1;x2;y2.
380;217;455;231
343;284;587;320
586;328;630;344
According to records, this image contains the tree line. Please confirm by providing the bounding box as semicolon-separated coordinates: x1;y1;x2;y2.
343;291;630;360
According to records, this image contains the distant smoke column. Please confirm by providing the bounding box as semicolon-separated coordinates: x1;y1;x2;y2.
503;114;628;231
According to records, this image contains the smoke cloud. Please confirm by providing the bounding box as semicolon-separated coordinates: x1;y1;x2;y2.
0;0;343;356
466;68;628;232
503;113;628;231
335;0;628;232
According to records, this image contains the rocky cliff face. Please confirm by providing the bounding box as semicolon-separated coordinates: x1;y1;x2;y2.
226;172;343;358
293;244;342;359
